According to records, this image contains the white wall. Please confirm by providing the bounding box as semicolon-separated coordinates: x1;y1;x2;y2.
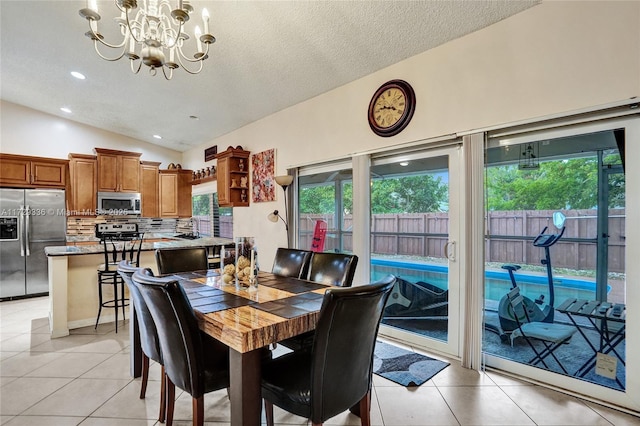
0;100;181;166
182;1;640;265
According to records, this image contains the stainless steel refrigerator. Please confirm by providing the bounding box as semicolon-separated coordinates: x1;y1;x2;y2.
0;188;66;299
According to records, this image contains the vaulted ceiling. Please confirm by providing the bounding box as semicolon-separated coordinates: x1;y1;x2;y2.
0;1;538;152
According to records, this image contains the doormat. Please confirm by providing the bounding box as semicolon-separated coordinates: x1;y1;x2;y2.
373;340;449;387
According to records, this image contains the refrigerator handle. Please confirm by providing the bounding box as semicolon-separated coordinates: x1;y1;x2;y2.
24;205;31;256
19;205;25;257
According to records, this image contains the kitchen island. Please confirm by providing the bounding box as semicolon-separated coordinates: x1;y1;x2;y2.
45;234;232;338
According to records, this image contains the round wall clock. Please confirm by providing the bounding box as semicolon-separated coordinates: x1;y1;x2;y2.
367;79;416;137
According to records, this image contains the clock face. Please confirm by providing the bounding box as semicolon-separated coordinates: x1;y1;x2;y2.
368;80;416;137
372;88;406;129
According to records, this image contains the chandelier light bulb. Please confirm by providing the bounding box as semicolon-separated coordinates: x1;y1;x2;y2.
202;8;210;34
195;25;202;53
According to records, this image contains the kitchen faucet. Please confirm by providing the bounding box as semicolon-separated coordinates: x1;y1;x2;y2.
191;217;200;237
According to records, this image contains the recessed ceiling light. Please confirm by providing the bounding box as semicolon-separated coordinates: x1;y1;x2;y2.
399;161;409;166
70;71;86;80
153;134;162;139
60;107;72;113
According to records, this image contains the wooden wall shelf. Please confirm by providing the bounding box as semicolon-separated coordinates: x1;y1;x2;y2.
216;147;250;207
191;175;217;185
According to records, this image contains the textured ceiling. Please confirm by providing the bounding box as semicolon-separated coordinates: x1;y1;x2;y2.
0;1;538;152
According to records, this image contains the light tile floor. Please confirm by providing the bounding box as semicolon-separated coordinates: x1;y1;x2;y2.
1;296;639;425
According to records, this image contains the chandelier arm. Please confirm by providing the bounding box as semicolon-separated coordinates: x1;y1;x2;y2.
130;58;143;74
175;54;204;74
125;8;147;44
176;41;209;64
161;66;173;80
157;2;184;49
176;42;196;63
86;23;129;50
93;41;128;61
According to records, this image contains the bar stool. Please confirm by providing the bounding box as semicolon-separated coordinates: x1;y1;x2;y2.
95;232;143;333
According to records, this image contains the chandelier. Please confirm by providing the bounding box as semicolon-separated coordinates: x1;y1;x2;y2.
79;0;215;80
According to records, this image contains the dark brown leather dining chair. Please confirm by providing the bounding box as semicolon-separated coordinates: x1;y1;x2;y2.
261;275;396;426
155;247;208;274
117;261;166;423
271;247;312;279
132;268;231;426
279;251;359;351
306;251;358;287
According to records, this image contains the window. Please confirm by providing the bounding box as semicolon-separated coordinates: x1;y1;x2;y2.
297;164;353;252
191;193;233;238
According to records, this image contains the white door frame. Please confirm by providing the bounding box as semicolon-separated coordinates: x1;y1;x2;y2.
372;144;464;359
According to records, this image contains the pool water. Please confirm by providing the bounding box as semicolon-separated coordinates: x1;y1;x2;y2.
371;258;598;306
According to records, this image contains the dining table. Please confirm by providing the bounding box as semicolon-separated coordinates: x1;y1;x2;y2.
129;269;331;426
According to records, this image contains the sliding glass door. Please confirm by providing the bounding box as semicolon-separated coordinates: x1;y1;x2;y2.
483;116;639;410
373;145;462;358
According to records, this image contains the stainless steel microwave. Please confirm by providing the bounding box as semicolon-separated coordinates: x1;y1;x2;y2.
97;192;141;215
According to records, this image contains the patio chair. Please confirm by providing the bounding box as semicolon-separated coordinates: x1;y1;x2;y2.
506;287;577;374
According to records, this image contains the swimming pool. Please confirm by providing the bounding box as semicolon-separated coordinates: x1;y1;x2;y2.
371;258;600;305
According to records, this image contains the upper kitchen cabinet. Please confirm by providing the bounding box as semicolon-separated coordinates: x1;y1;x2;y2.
216;147;250;207
95;148;141;192
140;161;160;217
68;153;97;215
159;169;193;218
0;153;68;188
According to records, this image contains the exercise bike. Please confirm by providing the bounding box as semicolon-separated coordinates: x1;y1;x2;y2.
488;212;566;341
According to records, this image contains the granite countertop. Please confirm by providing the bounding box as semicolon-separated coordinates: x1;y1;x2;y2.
45;234;233;256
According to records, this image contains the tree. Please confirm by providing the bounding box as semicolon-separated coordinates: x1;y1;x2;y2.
299;174;448;215
486;156;625;210
371;175;448;213
299;185;336;214
192;194;210;216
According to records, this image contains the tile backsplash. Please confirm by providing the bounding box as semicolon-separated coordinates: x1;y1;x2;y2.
67;216;193;236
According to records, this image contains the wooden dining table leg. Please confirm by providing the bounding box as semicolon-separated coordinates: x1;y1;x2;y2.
229;348;262;426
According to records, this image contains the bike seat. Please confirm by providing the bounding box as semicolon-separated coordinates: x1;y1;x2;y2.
501;264;522;272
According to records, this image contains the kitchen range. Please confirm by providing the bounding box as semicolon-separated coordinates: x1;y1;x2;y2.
0;188;66;299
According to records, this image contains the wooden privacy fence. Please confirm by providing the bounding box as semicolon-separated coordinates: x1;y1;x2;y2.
193;215;233;239
300;209;626;273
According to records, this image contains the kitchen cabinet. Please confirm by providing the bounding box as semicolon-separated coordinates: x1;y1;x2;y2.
140;161;160;217
95;148;141;192
215;147;250;207
68;153;97;215
0;153;68;188
159;169;193;218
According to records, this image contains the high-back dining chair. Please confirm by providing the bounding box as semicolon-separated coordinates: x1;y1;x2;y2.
132;268;231;426
271;247;312;279
155;246;208;274
261;275;396;426
279;251;359;351
117;261;166;422
306;251;358;287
